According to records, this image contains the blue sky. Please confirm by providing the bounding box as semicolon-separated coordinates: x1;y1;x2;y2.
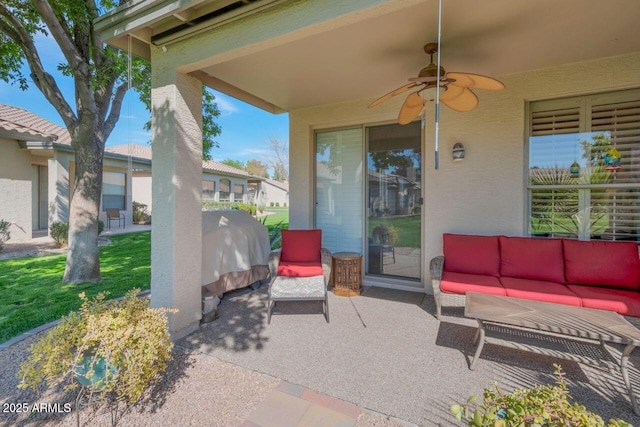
0;33;288;164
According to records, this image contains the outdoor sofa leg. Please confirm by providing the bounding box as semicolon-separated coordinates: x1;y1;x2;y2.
324;297;330;323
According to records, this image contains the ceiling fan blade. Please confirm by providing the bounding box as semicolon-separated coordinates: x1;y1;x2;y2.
368;82;420;108
398;92;424;125
446;72;505;90
440;85;479;112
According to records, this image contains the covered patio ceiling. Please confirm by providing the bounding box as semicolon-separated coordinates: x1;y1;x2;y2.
98;0;640;113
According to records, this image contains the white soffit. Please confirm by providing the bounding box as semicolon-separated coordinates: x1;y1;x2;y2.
197;0;640;112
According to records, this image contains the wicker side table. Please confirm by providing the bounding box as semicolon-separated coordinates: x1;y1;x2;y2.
332;252;362;297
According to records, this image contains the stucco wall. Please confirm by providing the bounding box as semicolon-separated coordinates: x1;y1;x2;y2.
132;171;153;213
0;140;33;242
264;183;288;206
289;52;640;285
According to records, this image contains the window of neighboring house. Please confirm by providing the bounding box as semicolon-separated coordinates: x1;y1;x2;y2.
234;184;244;202
527;88;640;241
219;179;230;201
202;180;215;200
103;172;126;211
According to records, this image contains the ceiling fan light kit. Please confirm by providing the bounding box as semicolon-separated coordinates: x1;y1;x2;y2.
368;42;505;125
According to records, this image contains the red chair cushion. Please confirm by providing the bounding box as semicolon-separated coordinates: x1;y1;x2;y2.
277;261;324;277
499;236;565;283
567;284;640;317
563;240;640;290
443;234;500;277
440;271;505;296
280;229;322;263
500;277;581;307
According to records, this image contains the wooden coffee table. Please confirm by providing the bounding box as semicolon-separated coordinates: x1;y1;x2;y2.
465;292;640;415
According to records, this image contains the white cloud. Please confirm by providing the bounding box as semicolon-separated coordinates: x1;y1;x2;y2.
213;93;239;116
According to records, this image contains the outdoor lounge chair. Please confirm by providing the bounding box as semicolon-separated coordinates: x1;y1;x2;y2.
267;229;331;323
106;208;125;229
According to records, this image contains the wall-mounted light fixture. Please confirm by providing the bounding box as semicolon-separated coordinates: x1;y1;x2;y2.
452;142;465;161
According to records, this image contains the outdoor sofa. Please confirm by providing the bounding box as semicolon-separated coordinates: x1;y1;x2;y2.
429;233;640;319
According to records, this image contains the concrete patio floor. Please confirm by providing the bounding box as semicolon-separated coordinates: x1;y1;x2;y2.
180;286;640;426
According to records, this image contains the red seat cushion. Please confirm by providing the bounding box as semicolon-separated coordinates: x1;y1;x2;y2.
563;240;640;291
440;271;505;296
499;236;565;283
567;284;640;317
280;229;322;263
443;234;500;277
500;277;581;307
277;261;323;277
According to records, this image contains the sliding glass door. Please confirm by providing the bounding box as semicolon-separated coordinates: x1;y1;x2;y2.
366;122;422;280
315;128;363;253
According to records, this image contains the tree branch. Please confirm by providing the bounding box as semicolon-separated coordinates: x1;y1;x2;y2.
0;4;77;130
103;81;129;138
86;0;106;69
32;0;96;118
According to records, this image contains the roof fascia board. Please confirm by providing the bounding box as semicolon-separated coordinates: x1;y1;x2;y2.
95;0;205;41
151;0;284;45
0;130;52;143
190;71;285;114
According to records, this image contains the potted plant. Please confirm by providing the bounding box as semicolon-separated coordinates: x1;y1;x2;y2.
18;289;176;422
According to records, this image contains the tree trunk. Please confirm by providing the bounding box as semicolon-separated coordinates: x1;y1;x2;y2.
63;132;105;283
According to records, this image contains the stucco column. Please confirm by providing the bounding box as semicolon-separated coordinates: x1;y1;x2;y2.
150;68;203;340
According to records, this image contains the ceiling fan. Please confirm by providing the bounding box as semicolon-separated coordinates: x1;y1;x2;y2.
368;42;505;125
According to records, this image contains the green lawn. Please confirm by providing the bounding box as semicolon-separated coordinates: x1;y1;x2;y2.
0;232;151;344
369;215;421;248
261;206;289;228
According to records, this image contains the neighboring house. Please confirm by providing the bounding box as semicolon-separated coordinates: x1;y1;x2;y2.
0;104;140;242
0;105;254;243
106;144;256;213
96;0;640;336
262;179;288;207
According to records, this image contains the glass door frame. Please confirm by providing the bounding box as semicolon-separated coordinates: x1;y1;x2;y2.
312;119;425;290
363;121;423;286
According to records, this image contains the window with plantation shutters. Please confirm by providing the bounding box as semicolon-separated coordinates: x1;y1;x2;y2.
527;89;640;242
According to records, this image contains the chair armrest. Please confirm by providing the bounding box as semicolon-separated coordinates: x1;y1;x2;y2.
429;256;445;319
429;256;444;281
321;248;332;287
429;256;445;294
268;249;282;278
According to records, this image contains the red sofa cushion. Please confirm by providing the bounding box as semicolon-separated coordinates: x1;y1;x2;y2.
563;240;640;290
567;284;640;317
443;234;500;277
500;277;581;307
277;261;323;277
499;236;565;283
440;271;505;296
280;229;322;263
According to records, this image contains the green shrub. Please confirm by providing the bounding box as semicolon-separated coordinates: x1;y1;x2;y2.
133;201;151;224
275;202;280;207
270;202;274;207
451;364;630;427
18;289;176;405
232;202;256;216
50;221;104;248
0;219;10;252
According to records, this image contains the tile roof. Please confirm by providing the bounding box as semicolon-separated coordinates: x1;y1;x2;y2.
106;144;249;177
0;104;72;145
265;178;289;191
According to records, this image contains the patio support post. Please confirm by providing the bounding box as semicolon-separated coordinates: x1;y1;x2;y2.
150;67;203;340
